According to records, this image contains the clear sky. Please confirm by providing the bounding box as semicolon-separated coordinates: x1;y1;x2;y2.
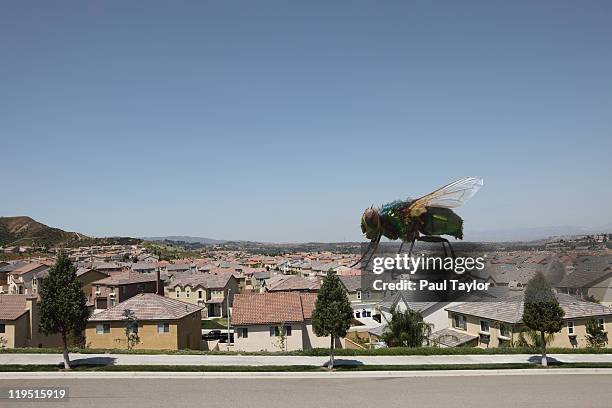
1;1;611;242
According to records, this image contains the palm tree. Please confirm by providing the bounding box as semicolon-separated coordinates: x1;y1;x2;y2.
381;306;433;347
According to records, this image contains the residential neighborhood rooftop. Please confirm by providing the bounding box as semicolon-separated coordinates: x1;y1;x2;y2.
166;272;232;289
94;271;160;286
232;292;317;325
0;294;29;320
89;293;202;321
446;293;612;323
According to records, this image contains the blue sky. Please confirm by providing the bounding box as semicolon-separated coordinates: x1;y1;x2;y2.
1;1;611;242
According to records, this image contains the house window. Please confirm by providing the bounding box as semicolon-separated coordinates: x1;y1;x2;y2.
285;326;292;336
95;285;100;293
270;326;277;337
176;289;180;298
355;311;361;318
96;324;111;334
186;289;190;298
157;323;170;333
598;318;605;331
110;299;116;307
567;320;575;335
356;291;362;300
499;324;511;338
453;314;466;330
0;324;5;333
238;328;248;338
480;320;490;334
198;290;203;299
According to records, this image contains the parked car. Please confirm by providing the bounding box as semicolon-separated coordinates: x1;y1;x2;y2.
202;330;223;340
218;333;234;343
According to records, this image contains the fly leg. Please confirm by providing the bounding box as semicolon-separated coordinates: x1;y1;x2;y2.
351;234;382;268
416;236;455;260
407;238;416;258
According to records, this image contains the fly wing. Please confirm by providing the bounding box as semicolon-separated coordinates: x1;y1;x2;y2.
407;177;483;217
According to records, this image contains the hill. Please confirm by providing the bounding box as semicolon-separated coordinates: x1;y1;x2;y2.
0;216;141;248
143;236;225;244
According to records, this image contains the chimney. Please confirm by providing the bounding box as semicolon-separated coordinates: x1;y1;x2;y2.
156;268;162;295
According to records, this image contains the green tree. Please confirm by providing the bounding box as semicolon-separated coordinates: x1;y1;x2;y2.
522;272;564;366
585;319;608;348
123;309;140;350
39;252;90;369
312;271;353;369
381;306;432;347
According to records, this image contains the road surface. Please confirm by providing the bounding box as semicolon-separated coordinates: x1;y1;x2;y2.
1;373;611;408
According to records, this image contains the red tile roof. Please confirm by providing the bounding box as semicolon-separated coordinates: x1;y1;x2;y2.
231;292;318;325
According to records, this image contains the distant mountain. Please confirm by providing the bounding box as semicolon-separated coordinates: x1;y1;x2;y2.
0;216;141;248
143;236;226;245
466;225;610;242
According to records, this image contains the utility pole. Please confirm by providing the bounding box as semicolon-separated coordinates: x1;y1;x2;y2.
226;288;231;350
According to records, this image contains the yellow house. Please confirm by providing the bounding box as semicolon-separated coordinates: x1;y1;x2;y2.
86;293;202;350
0;294;63;349
432;293;612;348
165;273;238;318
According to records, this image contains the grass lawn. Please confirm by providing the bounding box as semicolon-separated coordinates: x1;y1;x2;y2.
201;318;229;330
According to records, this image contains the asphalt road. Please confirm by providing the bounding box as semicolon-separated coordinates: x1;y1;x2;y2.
1;374;610;408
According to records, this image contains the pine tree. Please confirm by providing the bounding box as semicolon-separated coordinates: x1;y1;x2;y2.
39;252;90;369
522;271;564;366
312;271;353;369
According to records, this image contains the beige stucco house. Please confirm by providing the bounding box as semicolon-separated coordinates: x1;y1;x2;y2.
431;293;612;348
86;293;202;350
232;292;343;352
0;294;63;349
165;272;238;318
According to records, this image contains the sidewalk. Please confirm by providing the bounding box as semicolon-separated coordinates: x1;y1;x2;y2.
1;353;611;366
4;368;612;379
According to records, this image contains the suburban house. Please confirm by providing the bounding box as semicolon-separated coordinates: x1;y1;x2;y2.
251;271;271;292
166;263;193;274
138;254;159;263
76;267;110;305
338;275;384;319
264;275;320;293
131;262;158;274
165;272;238;318
231;292;343;352
556;256;612;305
0;294;62;348
86;293;202;350
431;293;612;348
0;261;27;294
7;263;49;295
91;271;164;312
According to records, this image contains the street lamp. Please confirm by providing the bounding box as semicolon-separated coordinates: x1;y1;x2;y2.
226;288;231;349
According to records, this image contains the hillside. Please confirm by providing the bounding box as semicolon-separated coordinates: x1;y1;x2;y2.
0;216;141;248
